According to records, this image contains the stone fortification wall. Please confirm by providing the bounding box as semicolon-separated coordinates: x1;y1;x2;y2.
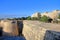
23;20;60;40
23;21;47;40
0;20;19;36
23;24;46;40
0;20;60;40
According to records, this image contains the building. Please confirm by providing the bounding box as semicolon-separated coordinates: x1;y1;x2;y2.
31;12;41;18
31;10;60;20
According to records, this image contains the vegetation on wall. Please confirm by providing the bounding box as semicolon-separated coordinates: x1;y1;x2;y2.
26;16;31;20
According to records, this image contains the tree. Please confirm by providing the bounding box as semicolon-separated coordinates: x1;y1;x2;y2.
20;17;26;20
31;17;38;20
12;18;18;20
7;18;11;20
40;15;49;22
58;14;60;19
26;16;31;20
17;18;21;20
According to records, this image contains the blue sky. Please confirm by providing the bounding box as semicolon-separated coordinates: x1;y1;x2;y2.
0;0;60;18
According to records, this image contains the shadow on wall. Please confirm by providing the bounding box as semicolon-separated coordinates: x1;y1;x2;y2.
44;30;60;40
17;20;26;40
17;20;24;36
0;27;3;36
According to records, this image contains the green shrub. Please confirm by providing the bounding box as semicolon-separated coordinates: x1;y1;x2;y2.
31;17;38;20
40;15;49;22
58;14;60;19
26;16;31;20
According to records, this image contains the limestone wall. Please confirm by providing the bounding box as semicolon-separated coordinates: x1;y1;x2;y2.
22;21;46;40
0;20;19;36
0;20;60;40
23;20;60;40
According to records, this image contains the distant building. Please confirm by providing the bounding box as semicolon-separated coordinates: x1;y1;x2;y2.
31;10;60;20
31;12;41;18
41;12;49;17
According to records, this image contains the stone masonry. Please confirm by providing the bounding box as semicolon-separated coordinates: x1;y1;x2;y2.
0;20;60;40
23;20;60;40
0;20;19;36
